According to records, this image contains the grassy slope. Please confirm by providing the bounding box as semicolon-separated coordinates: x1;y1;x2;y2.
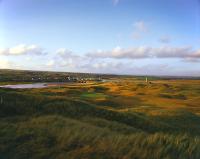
0;75;200;158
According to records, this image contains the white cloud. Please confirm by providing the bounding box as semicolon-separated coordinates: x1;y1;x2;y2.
191;49;200;58
55;48;83;69
56;48;72;56
159;36;171;43
87;46;200;60
87;46;151;59
1;45;199;76
0;59;12;69
81;60;124;74
132;21;148;40
46;60;55;67
56;48;79;59
0;44;46;56
133;21;148;32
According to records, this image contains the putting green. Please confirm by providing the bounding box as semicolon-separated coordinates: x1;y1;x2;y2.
81;92;108;99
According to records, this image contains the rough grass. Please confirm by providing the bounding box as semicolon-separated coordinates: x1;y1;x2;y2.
1;77;200;159
1;115;200;159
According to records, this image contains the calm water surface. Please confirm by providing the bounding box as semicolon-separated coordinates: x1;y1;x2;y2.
0;83;48;89
0;80;107;89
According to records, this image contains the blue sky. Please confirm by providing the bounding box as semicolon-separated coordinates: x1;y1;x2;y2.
0;0;200;76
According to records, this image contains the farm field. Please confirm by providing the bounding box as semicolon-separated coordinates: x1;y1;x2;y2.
1;70;200;159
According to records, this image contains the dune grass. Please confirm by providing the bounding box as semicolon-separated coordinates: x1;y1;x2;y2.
1;115;200;159
1;77;200;159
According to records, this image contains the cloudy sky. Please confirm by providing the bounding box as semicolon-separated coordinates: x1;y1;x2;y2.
0;0;200;76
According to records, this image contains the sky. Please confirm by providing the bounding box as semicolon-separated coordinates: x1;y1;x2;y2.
0;0;200;76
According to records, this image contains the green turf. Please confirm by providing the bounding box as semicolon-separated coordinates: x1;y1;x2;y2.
80;92;108;99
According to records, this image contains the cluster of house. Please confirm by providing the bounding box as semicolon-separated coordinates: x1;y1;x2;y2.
27;76;102;83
